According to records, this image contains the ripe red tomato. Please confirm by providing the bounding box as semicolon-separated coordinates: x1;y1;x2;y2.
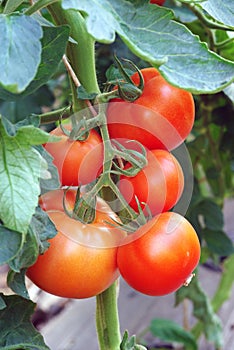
150;0;165;5
117;212;200;296
118;149;184;216
45;125;103;186
27;189;126;299
107;68;195;151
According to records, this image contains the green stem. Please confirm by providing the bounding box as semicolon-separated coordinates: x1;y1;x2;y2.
96;281;122;350
39;106;71;124
48;2;100;112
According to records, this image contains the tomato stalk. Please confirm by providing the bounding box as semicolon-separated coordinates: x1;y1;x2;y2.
48;2;100;113
96;281;121;350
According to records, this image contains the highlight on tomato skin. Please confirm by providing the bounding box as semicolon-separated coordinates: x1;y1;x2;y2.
107;68;195;151
27;189;127;299
118;149;184;216
117;211;200;297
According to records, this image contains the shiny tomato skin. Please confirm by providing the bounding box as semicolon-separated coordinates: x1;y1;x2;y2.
119;149;184;216
117;212;200;296
150;0;165;5
107;68;195;151
45;126;103;186
27;190;126;299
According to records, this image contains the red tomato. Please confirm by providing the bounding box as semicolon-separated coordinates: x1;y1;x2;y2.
118;149;184;216
150;0;165;5
45;125;103;186
107;68;195;151
27;189;126;299
117;212;200;296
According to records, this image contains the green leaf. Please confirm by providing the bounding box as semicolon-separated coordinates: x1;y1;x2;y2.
0;294;50;350
0;296;6;310
7;269;30;299
0;225;23;265
166;1;197;23
224;83;234;103
3;0;25;13
203;229;234;256
62;0;234;93
0;13;42;93
150;318;197;350
120;331;147;350
8;206;57;272
0;118;53;234
37;145;61;192
29;205;57;255
192;255;234;338
0;25;70;100
77;85;98;100
176;274;223;348
0;85;55;124
200;0;234;28
199;199;224;231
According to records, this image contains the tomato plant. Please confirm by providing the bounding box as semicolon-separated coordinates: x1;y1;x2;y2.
107;68;195;151
27;189;126;299
150;0;165;5
118;149;184;216
1;1;233;350
117;211;200;296
45;125;103;186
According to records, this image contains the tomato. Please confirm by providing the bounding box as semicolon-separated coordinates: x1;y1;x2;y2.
117;212;200;296
107;68;195;151
27;189;126;299
118;149;184;216
45;125;103;186
150;0;165;5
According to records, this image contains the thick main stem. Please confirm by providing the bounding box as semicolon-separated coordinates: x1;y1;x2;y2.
96;281;121;350
48;2;100;112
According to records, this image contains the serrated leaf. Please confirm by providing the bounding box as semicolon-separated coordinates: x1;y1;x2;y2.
0;118;53;234
0;25;70;100
199;199;224;231
30;205;57;254
0;296;6;310
8;206;57;272
37;145;61;192
0;294;50;350
200;0;234;28
0;13;42;93
176;275;223;348
150;318;197;350
203;229;234;256
120;331;147;350
192;256;234;339
176;276;223;348
62;0;234;93
0;85;55;124
0;225;23;265
7;269;30;299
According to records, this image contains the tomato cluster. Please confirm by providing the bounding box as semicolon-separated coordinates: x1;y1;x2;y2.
27;67;200;298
